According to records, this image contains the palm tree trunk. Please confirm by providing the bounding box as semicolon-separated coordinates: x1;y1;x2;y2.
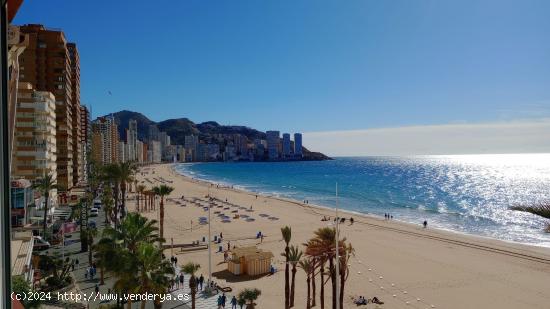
329;258;336;309
311;261;316;307
141;300;146;309
100;266;105;285
127;299;132;309
160;196;165;241
285;245;290;309
306;276;311;309
121;182;126;218
136;191;139;212
290;264;297;307
339;269;345;309
320;264;325;309
113;185;119;227
42;192;49;238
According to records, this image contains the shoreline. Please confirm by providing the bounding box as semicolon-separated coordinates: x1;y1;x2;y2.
133;163;550;309
171;163;550;253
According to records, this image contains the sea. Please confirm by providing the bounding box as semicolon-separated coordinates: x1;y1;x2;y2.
175;154;550;248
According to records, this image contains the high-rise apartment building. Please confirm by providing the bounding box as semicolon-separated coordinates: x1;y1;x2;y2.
127;119;137;161
148;124;160;142
282;133;291;157
294;133;302;157
266;130;280;160
79;105;90;182
12;83;57;182
19;24;78;191
184;135;199;161
136;140;144;163
91;116;119;165
67;43;82;187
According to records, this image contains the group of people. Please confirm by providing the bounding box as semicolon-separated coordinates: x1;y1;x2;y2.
84;263;97;280
320;216;354;225
217;293;238;309
384;213;393;220
170;255;179;265
354;296;384;306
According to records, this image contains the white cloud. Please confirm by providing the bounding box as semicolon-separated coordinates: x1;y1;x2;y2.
303;119;550;156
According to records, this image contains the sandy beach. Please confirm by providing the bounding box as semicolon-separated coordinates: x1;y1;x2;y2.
129;163;550;309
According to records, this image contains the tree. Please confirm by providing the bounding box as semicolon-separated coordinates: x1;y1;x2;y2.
136;185;146;212
299;259;313;309
94;236;116;285
118;161;137;218
32;173;57;238
182;262;201;309
288;245;302;308
337;243;354;309
152;185;174;241
134;243;174;309
12;276;41;308
103;213;162;253
85;227;98;265
102;186;115;224
280;226;292;309
238;288;262;309
511;204;550;232
304;227;337;309
103;163;121;227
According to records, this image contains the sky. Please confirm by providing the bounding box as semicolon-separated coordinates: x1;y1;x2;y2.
13;0;550;155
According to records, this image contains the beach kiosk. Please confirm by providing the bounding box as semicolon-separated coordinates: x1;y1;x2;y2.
228;246;274;276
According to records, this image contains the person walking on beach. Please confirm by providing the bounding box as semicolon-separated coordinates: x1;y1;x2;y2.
217;295;223;309
230;296;237;309
179;272;184;288
199;274;204;290
423;220;428;228
221;293;227;308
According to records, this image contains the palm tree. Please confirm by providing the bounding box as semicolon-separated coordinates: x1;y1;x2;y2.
511;204;550;232
182;262;201;309
86;227;98;265
337;243;354;309
238;288;262;309
135;242;174;309
32;173;57;238
118;161;136;218
152;185;174;241
304;227;338;309
299;259;313;309
103;212;162;253
280;226;292;309
288;245;302;308
136;185;146;212
102;163;121;226
101;186;114;224
94;236;116;285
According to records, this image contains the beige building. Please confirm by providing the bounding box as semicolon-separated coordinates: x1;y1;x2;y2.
91;116;119;165
19;24;80;191
12;82;57;183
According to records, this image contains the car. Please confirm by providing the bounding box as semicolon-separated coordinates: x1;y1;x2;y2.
89;208;99;217
93;199;102;209
33;236;51;250
88;221;96;229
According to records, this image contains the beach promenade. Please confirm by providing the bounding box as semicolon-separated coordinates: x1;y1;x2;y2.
130;163;550;309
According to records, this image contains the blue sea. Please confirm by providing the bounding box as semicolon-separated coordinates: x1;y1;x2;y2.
175;154;550;247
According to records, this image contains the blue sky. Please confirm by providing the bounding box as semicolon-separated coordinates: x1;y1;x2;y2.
14;0;550;135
